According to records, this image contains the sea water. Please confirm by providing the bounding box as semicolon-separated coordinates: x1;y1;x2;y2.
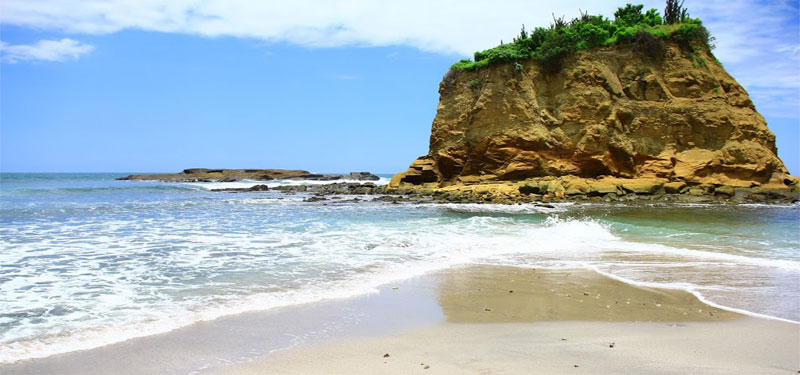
1;173;798;363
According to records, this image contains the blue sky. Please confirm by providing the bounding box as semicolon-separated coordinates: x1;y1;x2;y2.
1;0;798;174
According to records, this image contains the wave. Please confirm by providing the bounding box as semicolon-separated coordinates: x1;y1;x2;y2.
0;216;610;363
436;202;574;214
587;267;800;324
2;208;797;363
2;184;204;195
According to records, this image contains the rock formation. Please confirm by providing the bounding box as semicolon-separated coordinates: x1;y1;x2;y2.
390;41;797;202
119;169;379;182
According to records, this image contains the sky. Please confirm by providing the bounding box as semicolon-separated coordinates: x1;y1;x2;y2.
0;0;798;174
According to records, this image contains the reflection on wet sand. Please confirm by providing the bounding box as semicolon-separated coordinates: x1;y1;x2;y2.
436;265;741;323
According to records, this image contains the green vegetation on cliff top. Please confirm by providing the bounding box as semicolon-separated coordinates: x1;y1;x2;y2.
452;1;713;73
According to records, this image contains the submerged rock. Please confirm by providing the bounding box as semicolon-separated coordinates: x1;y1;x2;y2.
211;184;270;193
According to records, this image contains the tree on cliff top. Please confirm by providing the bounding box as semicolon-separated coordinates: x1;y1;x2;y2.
664;0;690;24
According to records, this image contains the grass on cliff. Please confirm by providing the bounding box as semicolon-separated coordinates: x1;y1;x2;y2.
451;2;713;73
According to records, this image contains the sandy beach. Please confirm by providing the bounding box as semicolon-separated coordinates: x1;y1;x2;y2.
209;266;798;375
221;319;795;375
3;265;797;374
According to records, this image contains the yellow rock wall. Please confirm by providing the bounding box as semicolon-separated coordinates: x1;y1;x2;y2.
393;42;792;189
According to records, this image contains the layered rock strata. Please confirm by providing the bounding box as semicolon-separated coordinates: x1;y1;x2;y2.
390;41;797;202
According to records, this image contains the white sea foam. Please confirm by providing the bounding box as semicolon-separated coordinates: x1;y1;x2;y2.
737;202;800;209
0;216;622;362
435;202;574;213
2;188;798;364
588;267;800;324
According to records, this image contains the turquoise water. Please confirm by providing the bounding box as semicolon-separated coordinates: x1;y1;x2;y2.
1;173;798;363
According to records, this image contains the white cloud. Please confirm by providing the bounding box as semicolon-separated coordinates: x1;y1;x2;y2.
0;1;635;55
678;0;800;118
0;38;94;63
0;0;797;117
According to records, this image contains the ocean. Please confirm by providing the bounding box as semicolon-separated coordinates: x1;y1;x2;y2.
1;173;798;363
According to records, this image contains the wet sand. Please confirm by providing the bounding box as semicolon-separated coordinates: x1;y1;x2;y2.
436;265;741;322
3;266;797;374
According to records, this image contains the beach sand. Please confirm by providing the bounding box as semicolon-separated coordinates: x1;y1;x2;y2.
208;266;798;374
3;266;798;374
218;319;795;375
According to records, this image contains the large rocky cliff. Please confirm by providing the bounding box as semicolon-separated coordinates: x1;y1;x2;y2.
390;41;797;202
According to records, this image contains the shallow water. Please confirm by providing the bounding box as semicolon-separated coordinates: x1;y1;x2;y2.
1;173;798;363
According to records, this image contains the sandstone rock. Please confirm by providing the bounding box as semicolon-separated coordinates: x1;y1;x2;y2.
211;184;270;193
587;180;620;196
546;181;566;196
564;179;590;196
714;185;736;198
389;41;794;198
686;186;707;196
619;179;664;195
663;181;687;194
391;157;438;186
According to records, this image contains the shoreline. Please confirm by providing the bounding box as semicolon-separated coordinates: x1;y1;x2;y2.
3;217;798;366
3;260;797;366
587;266;800;324
3;265;797;374
115;171;800;204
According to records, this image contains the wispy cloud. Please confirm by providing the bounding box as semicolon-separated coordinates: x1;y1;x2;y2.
0;1;645;55
682;0;800;118
331;74;358;80
0;0;797;117
0;38;94;63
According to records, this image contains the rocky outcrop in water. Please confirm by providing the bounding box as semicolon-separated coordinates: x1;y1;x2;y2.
389;41;798;202
210;184;271;193
118;169;380;182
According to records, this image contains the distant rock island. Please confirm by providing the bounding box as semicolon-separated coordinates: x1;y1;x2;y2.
119;169;379;182
388;20;798;203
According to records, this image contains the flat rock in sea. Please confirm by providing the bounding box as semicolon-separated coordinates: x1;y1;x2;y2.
210;185;270;193
117;169;380;183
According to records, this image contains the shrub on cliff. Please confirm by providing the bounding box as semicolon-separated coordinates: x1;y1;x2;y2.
451;1;713;73
671;19;713;49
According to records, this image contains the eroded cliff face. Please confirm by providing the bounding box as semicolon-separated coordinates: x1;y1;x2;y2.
392;42;793;191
